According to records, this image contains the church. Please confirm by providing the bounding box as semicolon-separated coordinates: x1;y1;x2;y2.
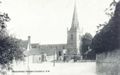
25;4;82;63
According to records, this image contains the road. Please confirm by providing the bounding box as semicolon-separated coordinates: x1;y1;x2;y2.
12;62;96;75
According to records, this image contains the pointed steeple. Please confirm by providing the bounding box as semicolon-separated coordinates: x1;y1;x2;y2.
71;1;79;29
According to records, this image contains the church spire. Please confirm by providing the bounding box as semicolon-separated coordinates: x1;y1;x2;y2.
71;1;79;29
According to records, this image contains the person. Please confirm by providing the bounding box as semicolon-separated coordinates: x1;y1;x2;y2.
58;51;63;61
44;53;47;62
41;53;47;62
73;54;77;62
63;54;66;62
41;53;44;62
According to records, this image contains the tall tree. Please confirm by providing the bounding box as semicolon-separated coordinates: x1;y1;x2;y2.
91;1;120;54
0;12;24;72
81;33;92;57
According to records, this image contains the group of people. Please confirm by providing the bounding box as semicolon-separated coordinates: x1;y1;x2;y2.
40;51;80;63
57;53;80;62
57;54;68;62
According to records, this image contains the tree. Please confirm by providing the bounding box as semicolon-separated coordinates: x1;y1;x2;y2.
91;1;120;54
80;33;92;59
0;12;24;73
105;0;117;17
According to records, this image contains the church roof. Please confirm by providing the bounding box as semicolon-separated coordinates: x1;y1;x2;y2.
25;43;66;56
25;48;42;56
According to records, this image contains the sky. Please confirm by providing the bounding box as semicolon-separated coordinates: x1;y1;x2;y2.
0;0;114;44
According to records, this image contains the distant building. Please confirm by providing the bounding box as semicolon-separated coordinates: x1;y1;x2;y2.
25;4;82;63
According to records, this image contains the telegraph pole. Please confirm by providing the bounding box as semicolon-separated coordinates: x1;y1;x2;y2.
53;48;56;66
27;36;31;75
27;56;30;75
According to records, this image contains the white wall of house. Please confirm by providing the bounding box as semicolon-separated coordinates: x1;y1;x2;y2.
32;55;41;63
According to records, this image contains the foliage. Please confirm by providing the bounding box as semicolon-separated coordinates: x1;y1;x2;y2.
0;13;24;70
0;36;24;65
91;1;120;54
105;0;117;17
96;0;117;33
81;33;92;55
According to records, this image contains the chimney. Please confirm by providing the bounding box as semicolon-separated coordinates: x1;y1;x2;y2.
27;36;31;51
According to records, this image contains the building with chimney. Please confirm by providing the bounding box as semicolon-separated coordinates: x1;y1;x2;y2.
25;3;82;63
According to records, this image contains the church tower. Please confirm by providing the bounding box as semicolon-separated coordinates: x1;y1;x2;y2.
67;3;81;56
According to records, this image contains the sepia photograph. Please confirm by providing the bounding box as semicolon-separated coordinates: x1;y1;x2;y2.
0;0;119;75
